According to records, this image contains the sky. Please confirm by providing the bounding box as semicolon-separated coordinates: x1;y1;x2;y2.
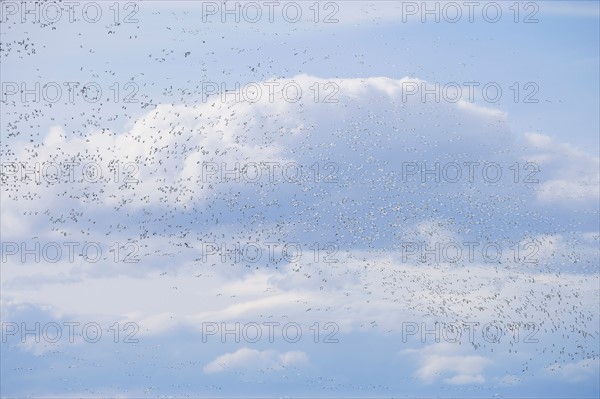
1;1;599;398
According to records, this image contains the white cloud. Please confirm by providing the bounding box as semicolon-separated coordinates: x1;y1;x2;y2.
403;343;491;385
545;358;600;383
2;76;598;385
203;348;308;374
444;374;485;385
522;132;599;203
4;75;596;226
0;78;508;240
3;246;599;341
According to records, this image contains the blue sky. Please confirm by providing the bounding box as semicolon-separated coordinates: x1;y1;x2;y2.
1;1;599;397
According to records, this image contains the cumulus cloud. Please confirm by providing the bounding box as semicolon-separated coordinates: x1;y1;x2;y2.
4;74;596;250
203;348;308;374
403;343;491;385
2;75;598;393
522;132;600;203
545;358;600;383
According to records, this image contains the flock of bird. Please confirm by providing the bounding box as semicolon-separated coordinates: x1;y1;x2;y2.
1;3;598;396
